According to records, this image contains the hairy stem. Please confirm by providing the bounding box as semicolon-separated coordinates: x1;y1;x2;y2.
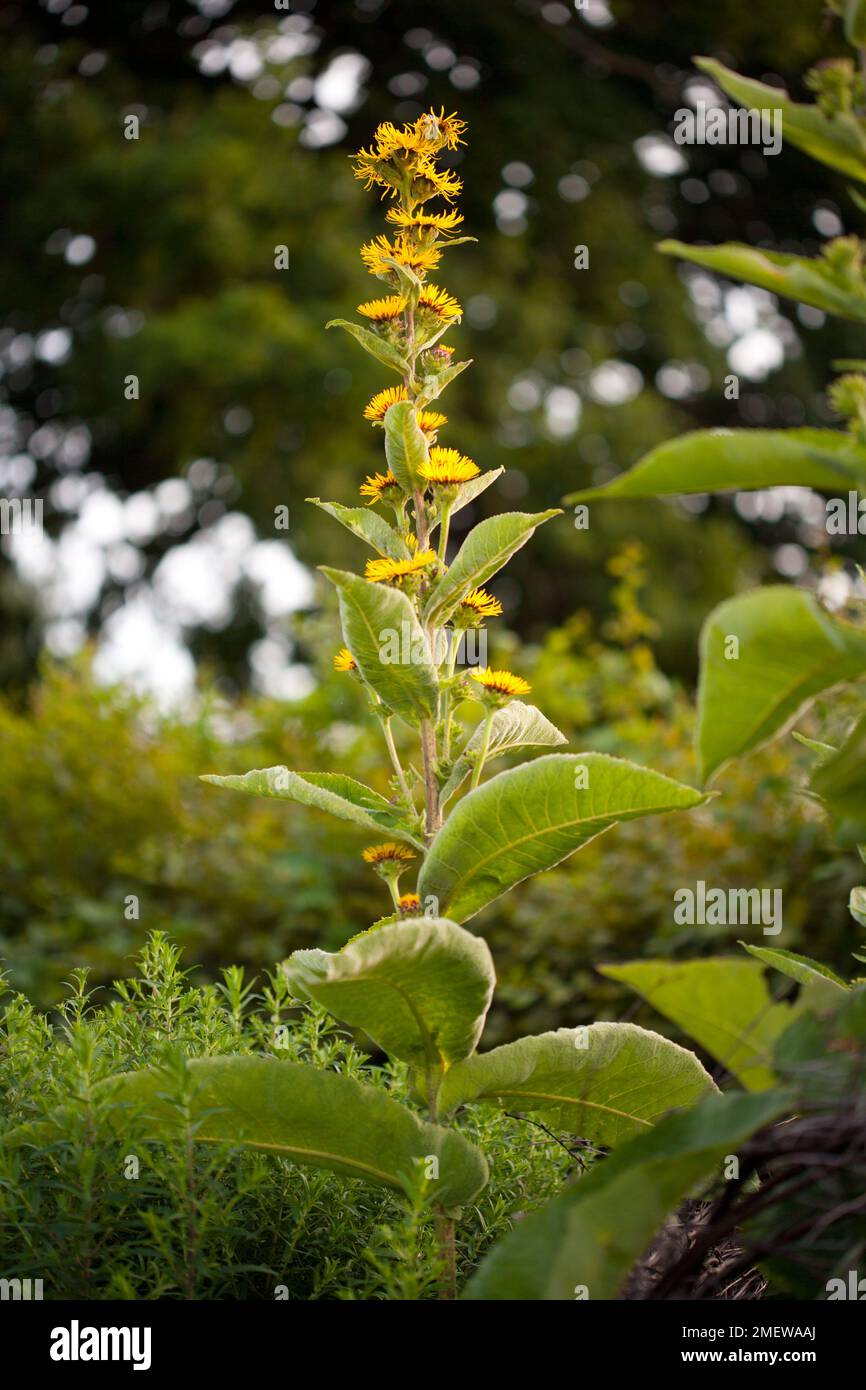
380;713;412;804
434;1209;457;1300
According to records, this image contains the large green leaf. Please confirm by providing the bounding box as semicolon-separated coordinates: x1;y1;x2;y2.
6;1056;487;1210
384;400;429;492
697;586;866;783
307;499;407;559
696;56;866;186
565;428;866;504
325;318;410;376
284;918;495;1075
659;238;866;322
810;710;866;839
600;957;799;1091
418;753;708;922
320;567;439;726
423;510;561;626
464;1089;789;1300
438;1023;716;1145
450;467;504;518
440;701;567;805
201;767;423;848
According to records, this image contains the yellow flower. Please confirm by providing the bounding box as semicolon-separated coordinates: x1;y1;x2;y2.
362;842;417;865
417;409;447;434
333;647;357;672
398;892;421;914
419;447;479;486
459;588;503;620
418;284;462;319
357;295;406;322
365;550;437;583
414;156;463;203
470;667;531;699
360;469;401;506
360;234;442;277
363;386;408;422
386;208;464;235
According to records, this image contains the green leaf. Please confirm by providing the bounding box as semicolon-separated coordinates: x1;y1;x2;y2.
418;753;709;922
201;767;423;848
284;918;494;1074
325;319;410;376
565;428;866;504
423;510;561;627
415;358;472;408
307;499;408;559
658;238;866;322
320;568;439;726
696;56;866;185
451;467;505;518
6;1056;487;1210
600;957;799;1090
438;1022;717;1145
741;943;848;991
697;586;866;783
464;1089;789;1300
440;701;567;805
810;711;866;839
384;400;430;492
846;0;866;45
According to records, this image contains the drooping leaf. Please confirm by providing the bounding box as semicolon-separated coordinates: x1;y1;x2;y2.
450;467;505;518
384;400;430;492
600;957;799;1090
325;318;410;376
415;358;472;408
696;586;866;783
565;428;866;504
5;1056;488;1210
320;567;439;726
440;701;567;805
810;711;866;839
658;238;866;322
284;918;494;1077
418;753;709;922
423;510;561;626
741;943;848;992
695;56;866;185
464;1089;790;1300
438;1022;717;1146
307;499;408;559
201;767;423;848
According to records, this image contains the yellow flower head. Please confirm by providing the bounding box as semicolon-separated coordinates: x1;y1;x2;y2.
470;667;531;699
363;386;408;422
419;447;479;487
418;284;463;319
365;550;437;584
362;842;417;866
357;295;406;322
360;469;402;506
386;208;464;236
460;588;503;620
360;234;442;278
333;647;357;672
398;892;421;914
414;155;463;204
417;409;447;435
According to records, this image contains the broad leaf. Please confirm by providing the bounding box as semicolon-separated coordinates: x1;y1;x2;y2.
696;57;866;185
440;701;567;805
6;1056;488;1210
600;957;799;1091
284;917;495;1075
201;766;423;847
418;753;708;922
320;568;439;726
415;358;472;408
307;499;407;559
438;1022;717;1146
423;510;561;626
810;711;866;839
450;467;505;518
464;1089;789;1300
325;318;410;376
697;586;866;783
384;400;429;492
565;428;866;504
659;239;866;323
741;943;848;992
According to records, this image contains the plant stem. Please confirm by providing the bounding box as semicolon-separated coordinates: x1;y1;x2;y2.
437;501;452;562
470;708;495;789
380;713;412;804
434;1208;457;1300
